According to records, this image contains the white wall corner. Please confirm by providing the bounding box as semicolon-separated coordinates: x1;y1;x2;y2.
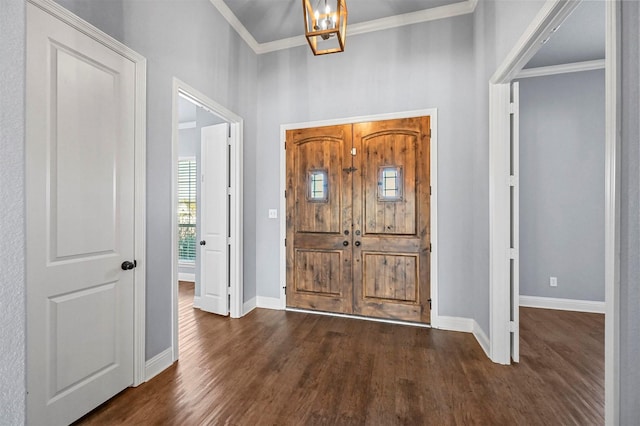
472;321;491;358
243;297;257;315
193;296;202;309
519;295;606;314
256;296;285;310
144;348;174;382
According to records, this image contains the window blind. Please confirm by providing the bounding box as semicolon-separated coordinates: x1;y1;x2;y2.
178;159;197;263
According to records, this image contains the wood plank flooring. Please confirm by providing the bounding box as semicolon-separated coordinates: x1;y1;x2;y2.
75;282;604;425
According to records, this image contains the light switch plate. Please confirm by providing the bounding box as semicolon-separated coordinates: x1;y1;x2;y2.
268;209;278;219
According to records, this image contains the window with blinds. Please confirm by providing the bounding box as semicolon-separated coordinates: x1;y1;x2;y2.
178;159;197;263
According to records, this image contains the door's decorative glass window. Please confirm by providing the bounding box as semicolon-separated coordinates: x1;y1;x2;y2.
378;166;403;201
308;169;328;202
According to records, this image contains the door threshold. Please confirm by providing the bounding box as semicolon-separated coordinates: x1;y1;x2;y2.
285;307;432;329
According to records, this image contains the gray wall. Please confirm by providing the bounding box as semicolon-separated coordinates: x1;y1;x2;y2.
257;15;478;321
518;70;605;301
620;0;640;421
53;0;259;360
0;0;26;423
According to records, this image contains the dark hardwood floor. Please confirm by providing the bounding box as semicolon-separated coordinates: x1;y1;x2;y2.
76;282;604;425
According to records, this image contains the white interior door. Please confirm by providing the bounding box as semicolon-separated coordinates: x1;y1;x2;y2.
26;3;137;424
199;124;229;315
510;81;520;363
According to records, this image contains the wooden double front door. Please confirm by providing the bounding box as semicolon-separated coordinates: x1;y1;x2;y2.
285;117;431;323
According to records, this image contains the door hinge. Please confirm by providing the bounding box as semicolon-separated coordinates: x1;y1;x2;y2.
428;298;432;310
283;286;287;295
509;320;517;333
508;175;516;186
228;294;231;310
284;190;287;198
284;141;287;150
509;102;516;114
427;129;432;138
284;238;287;247
429;243;432;252
351;147;357;156
430;186;432;195
228;125;231;138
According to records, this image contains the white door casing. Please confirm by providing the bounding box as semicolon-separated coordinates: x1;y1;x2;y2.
489;0;581;366
510;81;520;363
198;124;230;315
26;1;146;424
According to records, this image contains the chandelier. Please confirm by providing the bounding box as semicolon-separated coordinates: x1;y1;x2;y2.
302;0;348;56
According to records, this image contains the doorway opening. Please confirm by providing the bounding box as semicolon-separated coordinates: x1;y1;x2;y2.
488;0;617;422
171;78;244;362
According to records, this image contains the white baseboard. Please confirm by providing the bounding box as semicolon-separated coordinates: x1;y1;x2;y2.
435;316;490;358
435;316;474;333
472;321;491;357
178;272;195;282
145;348;174;382
256;296;284;310
243;297;256;315
520;295;605;314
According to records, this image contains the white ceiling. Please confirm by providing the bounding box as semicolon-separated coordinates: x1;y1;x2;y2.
525;0;605;69
222;0;465;43
178;97;197;123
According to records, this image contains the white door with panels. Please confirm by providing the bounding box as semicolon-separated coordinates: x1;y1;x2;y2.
199;124;230;316
26;2;139;424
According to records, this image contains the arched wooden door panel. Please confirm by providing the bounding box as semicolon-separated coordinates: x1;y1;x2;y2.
285;125;353;314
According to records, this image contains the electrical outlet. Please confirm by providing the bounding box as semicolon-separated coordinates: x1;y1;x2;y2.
550;276;558;287
268;209;278;219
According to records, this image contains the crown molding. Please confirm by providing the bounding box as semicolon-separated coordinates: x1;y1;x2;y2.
208;0;261;53
210;0;478;55
517;58;605;79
